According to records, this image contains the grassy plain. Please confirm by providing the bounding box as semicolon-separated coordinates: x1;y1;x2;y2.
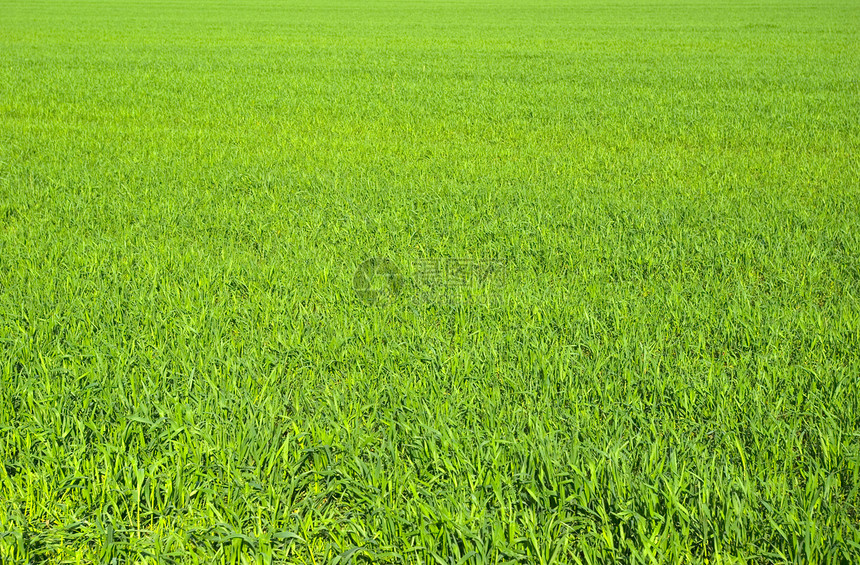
1;0;859;562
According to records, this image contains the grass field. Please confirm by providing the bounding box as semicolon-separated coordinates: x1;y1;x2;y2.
1;0;859;562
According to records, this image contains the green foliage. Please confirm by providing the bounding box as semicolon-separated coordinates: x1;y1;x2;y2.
1;0;859;562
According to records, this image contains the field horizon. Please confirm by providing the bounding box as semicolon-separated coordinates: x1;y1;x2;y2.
1;0;859;563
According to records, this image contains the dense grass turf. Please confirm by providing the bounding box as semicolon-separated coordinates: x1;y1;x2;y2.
2;0;859;562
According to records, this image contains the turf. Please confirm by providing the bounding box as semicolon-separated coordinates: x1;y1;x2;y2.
1;0;859;562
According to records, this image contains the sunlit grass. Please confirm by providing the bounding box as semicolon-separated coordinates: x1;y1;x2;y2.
1;0;859;562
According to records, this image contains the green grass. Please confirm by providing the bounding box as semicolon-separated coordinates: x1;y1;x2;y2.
1;0;859;562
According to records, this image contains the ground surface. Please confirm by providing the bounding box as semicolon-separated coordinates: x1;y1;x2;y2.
1;0;859;563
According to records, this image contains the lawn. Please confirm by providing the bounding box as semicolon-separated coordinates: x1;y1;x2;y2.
1;0;859;562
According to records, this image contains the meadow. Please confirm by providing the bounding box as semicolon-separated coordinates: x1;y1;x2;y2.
1;0;859;562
